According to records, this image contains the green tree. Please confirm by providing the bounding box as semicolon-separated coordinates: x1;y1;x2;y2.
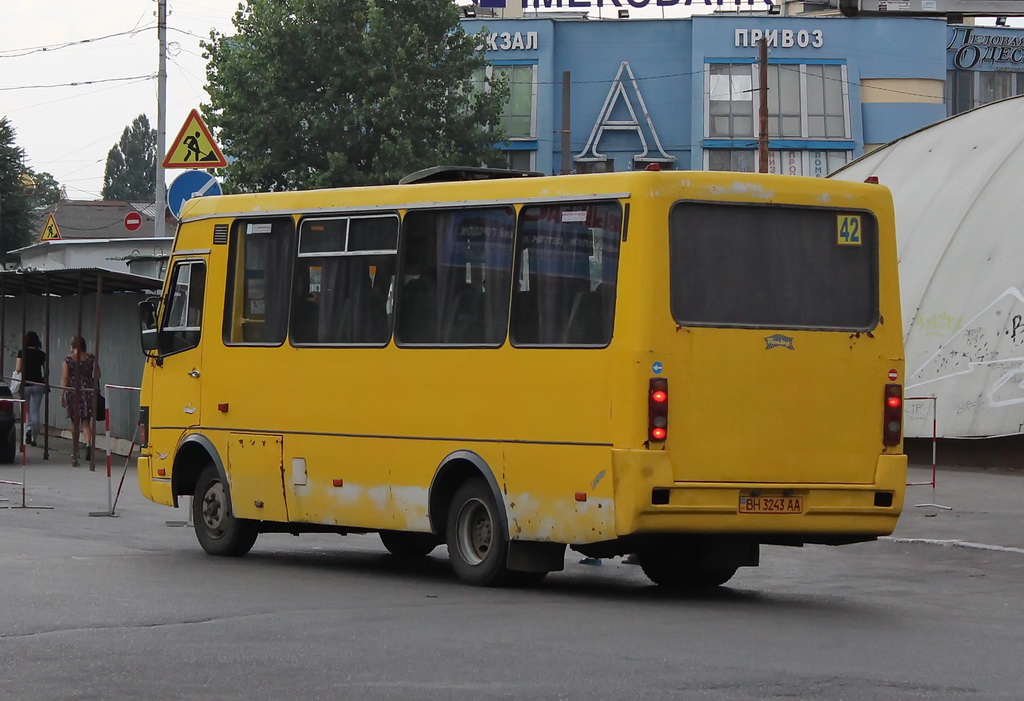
0;117;34;255
102;114;157;200
27;169;62;208
203;0;508;192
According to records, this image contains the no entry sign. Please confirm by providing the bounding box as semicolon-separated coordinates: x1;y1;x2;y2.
124;211;143;231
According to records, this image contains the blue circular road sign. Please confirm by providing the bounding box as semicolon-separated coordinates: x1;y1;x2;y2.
168;170;222;219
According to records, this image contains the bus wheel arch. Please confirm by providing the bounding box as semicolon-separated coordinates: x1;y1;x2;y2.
171;434;228;509
428;451;509;544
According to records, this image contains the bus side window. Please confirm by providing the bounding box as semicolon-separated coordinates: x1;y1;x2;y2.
511;202;622;347
291;215;397;346
161;261;205;355
224;218;295;346
396;207;515;347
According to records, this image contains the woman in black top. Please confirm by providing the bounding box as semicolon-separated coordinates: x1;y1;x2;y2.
16;331;46;446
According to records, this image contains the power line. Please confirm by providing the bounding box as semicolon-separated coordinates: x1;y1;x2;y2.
0;75;156;92
0;26;156;58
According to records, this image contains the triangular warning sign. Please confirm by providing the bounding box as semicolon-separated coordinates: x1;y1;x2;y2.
163;109;227;169
40;213;62;241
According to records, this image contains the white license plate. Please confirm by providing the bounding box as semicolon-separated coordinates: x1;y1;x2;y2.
738;496;804;514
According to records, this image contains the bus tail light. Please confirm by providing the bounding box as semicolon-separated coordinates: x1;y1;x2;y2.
648;378;668;442
883;384;902;446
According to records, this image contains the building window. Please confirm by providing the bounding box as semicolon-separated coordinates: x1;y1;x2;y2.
706;62;850;140
506;150;535;171
706;149;849;177
805;65;847;138
709;64;754;138
948;69;1024;116
473;64;537;140
576;159;615;174
708;149;757;172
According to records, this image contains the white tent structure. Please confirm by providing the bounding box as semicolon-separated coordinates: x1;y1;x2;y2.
832;95;1024;439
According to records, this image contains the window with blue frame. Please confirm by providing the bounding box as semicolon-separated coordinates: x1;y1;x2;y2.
706;62;851;140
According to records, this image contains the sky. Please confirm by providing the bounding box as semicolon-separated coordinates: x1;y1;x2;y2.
2;0;239;200
2;1;1011;201
2;0;711;201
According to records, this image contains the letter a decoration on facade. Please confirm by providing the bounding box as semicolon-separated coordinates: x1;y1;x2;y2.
163;109;228;169
576;61;675;168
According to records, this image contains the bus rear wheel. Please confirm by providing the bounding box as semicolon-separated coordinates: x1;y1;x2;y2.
379;530;439;558
193;465;258;557
446;478;512;587
637;539;738;589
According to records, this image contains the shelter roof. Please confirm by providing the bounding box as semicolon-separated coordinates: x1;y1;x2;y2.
0;267;162;297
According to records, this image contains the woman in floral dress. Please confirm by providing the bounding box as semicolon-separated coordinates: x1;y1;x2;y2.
61;336;101;466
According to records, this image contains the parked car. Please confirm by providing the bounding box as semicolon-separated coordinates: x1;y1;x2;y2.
0;383;19;463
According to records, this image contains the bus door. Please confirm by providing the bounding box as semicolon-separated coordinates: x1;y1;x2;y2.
148;257;208;471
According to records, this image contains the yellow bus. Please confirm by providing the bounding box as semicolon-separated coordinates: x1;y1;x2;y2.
137;167;906;589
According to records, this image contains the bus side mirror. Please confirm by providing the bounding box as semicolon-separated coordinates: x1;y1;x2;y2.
139;298;160;355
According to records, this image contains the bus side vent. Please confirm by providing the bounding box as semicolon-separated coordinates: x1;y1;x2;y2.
213;224;229;245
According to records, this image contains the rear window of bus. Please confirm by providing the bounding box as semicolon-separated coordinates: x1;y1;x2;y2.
668;202;878;331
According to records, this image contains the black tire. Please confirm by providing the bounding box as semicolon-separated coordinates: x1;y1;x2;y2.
0;421;16;464
379;530;439;558
638;540;738;590
446;478;512;587
193;465;258;557
507;570;548;588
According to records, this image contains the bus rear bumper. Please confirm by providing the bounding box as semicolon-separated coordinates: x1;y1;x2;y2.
612;450;907;543
137;456;176;507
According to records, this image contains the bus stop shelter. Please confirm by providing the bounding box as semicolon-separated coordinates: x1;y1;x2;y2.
0;268;162;466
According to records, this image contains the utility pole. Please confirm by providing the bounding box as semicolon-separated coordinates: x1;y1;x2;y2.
155;0;168;240
758;37;769;173
561;71;572;175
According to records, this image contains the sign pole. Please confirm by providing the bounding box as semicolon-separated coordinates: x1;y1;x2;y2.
155;0;167;240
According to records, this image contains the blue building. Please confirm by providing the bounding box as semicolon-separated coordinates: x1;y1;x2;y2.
463;14;1019;176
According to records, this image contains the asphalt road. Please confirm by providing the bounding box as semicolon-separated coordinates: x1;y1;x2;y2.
1;451;1022;700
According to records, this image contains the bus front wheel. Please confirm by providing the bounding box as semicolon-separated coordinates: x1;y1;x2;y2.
193;465;258;557
446;478;511;586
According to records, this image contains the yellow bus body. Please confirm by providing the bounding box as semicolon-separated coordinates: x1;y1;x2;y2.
138;170;905;586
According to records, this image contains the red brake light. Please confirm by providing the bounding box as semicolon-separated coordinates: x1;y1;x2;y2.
883;383;902;446
648;378;668;443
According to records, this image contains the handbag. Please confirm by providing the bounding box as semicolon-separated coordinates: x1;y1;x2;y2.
10;370;22;394
95;382;106;416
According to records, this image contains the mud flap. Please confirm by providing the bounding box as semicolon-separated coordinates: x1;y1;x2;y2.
507;541;566;573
